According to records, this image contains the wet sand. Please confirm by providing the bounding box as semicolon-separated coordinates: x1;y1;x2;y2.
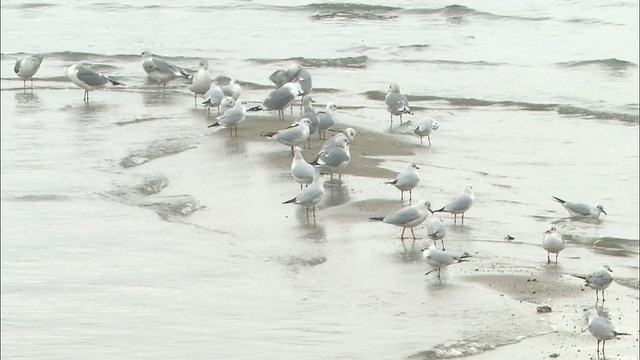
2;88;638;359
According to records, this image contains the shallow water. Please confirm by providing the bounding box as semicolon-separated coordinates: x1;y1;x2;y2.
1;1;639;359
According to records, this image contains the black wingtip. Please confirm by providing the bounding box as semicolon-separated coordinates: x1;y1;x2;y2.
207;122;219;128
369;217;385;221
110;79;125;86
433;207;445;213
247;105;262;112
282;198;297;204
552;196;565;204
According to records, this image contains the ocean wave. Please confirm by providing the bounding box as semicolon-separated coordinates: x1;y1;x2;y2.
248;55;368;68
408;338;509;359
557;58;638;70
134;175;170;196
120;137;198;168
2;2;56;9
408;4;551;21
5;194;72;202
363;90;638;123
395;59;504;66
557;106;639;123
141;195;204;220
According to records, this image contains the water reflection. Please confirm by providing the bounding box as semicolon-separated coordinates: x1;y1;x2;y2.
14;91;41;113
142;90;182;107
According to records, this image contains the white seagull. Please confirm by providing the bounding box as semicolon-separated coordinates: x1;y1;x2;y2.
414;117;440;145
572;265;614;303
65;63;124;102
282;171;325;223
587;308;630;358
262;118;312;155
552;196;607;219
291;147;316;190
188;59;212;107
370;200;432;248
542;224;565;264
385;162;420;203
14;54;44;89
385;83;413;128
422;245;471;278
434;184;474;225
141;51;190;91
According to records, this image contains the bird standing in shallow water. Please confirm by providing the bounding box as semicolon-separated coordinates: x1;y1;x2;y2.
14;54;44;89
282;171;325;224
434;184;474;225
385;83;412;129
188;59;212;107
572;265;613;304
542;224;565;264
587;308;630;359
551;196;607;219
370;200;432;249
384;162;420;204
422;245;471;278
65;63;124;102
141;51;190;92
414;117;440;145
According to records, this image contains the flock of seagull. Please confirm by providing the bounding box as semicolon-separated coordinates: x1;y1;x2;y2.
12;52;629;358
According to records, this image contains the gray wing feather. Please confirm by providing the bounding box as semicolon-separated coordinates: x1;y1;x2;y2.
76;67;110;86
564;202;593;216
269;69;293;88
263;87;294;110
218;106;246;126
14;58;22;74
144;57;185;76
385;206;421;225
295;68;312;95
319;148;349;167
445;194;472;212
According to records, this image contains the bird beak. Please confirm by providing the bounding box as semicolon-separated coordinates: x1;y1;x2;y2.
602;210;607;215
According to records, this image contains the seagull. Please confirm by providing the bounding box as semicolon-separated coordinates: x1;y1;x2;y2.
295;66;313;111
414;117;440;145
587;308;630;358
202;81;225;116
269;63;300;88
426;216;447;250
309;136;350;181
552;196;607;219
370;200;432;248
321;128;356;152
14;54;44;89
282;171;325;223
248;82;301;121
422;245;471;278
316;103;338;140
542;224;565;264
293;97;319;147
385;162;420;203
262;118;312;155
64;63;124;102
221;78;242;100
188;59;212;107
207;100;246;137
141;51;190;91
434;184;474;225
291;146;316;190
385;83;413;129
219;96;236;115
573;265;613;303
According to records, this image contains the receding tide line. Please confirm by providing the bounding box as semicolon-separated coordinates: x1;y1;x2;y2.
362;90;640;124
